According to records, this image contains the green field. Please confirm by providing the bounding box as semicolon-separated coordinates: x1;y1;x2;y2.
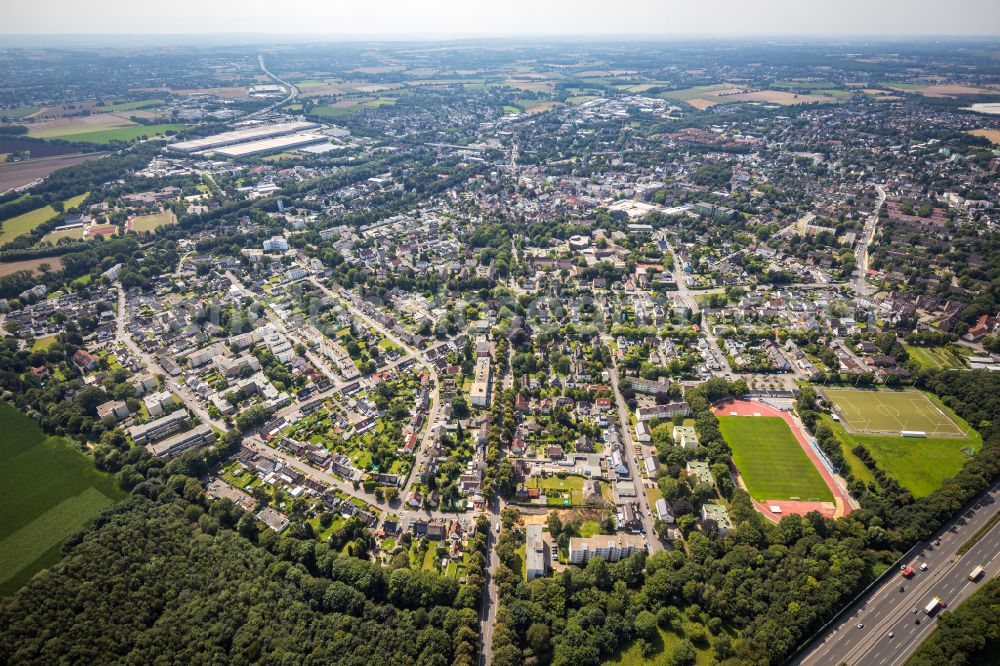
0;106;39;119
0;402;125;595
829;419;980;498
128;210;176;233
604;624;718;666
660;84;738;101
903;344;968;370
823;388;965;436
0;192;89;246
718;416;833;502
53;123;184;144
94;99;165;112
311;98;396;118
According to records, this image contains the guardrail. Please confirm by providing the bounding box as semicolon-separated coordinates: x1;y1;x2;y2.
783;540;924;665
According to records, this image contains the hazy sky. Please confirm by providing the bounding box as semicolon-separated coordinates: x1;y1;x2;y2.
4;0;1000;37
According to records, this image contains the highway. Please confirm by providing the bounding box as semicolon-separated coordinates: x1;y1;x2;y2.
797;481;1000;666
246;54;299;120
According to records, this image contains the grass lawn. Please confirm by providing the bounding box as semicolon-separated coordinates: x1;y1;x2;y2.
903;344;968;370
531;474;586;506
0;205;59;246
603;625;716;666
128;210;176;233
222;464;256;490
579;519;601;538
40;226;82;244
0;191;89;246
718;416;833;502
831;423;980;498
645;484;664;510
822;388;965;436
31;334;59;352
0;402;125;596
820;415;876;487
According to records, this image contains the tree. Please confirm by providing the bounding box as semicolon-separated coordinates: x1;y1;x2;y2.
451;395;470;419
634;609;657;640
677;514;697;537
526;622;551;654
546;510;563;540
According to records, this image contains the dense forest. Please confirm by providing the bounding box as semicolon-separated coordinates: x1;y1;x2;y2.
0;488;482;665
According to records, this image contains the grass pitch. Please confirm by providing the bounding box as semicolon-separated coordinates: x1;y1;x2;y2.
823;388;965;436
0;402;125;595
718;416;833;502
128;210;176;233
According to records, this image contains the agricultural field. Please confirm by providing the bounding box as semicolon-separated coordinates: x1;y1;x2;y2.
822;388;966;436
718;416;834;502
969;128;1000;145
0;152;107;192
0;192;88;246
884;83;1000;97
94;99;164;112
127;210;176;233
53;123;184;144
903;344;969;370
0;106;40;119
661;83;846;109
0;402;125;596
27;114;183;143
310;97;396;118
0;256;64;277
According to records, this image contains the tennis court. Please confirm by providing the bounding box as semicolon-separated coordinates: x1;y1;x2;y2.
822;388;964;437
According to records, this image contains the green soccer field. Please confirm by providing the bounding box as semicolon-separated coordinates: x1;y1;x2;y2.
718;416;833;502
0;402;125;596
823;388;965;436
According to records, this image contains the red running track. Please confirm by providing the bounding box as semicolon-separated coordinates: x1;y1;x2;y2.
713;398;852;521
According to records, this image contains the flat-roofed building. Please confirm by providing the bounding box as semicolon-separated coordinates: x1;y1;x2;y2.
128;411;191;446
146;424;216;458
701;503;733;535
214;133;328;158
167;122;319;153
525;524;546;581
568;534;646;564
470;356;492;407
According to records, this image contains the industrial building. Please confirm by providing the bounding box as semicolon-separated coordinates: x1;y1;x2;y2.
214;132;327;157
166;122;319;153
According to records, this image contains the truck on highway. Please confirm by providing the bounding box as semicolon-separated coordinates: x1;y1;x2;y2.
968;565;984;581
924;597;942;615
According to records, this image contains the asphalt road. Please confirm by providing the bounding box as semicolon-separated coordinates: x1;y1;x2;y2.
798;481;1000;666
606;348;664;553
